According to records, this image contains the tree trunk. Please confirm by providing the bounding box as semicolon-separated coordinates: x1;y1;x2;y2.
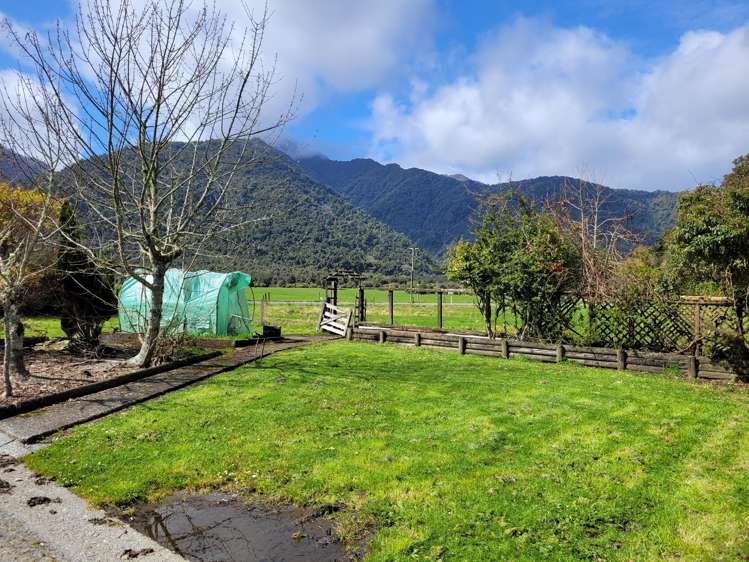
7;301;28;378
3;300;29;397
128;265;167;368
483;294;493;338
3;309;12;398
736;300;745;338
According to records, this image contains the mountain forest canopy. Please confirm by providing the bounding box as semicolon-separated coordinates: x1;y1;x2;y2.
298;155;680;255
0;139;694;288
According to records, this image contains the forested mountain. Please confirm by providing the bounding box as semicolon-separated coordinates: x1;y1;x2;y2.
0;146;45;184
297;155;680;254
9;137;681;283
59;140;437;285
210;143;437;284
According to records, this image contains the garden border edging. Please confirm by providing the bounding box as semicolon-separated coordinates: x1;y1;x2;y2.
0;350;221;420
352;325;738;382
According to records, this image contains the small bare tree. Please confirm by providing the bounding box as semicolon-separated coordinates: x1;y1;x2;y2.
3;0;295;366
0;183;56;397
549;176;639;303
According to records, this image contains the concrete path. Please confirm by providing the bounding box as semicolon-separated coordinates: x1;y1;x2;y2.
0;336;327;561
0;456;183;561
0;337;318;453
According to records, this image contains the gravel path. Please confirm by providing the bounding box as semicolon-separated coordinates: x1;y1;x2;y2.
0;338;327;561
0;455;183;561
0;508;60;561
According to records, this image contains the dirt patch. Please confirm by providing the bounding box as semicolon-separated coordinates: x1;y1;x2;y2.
116;492;357;562
0;455;19;469
0;477;12;494
27;496;61;507
0;345;136;409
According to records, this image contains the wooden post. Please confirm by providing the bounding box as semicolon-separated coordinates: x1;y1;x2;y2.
458;336;466;355
617;348;626;371
326;277;338;307
357;287;366;324
259;296;266;325
688;355;698;380
436;291;443;330
346;326;353;340
387;289;394;325
556;343;565;363
693;303;702;355
379;330;386;344
414;332;421;347
500;338;509;359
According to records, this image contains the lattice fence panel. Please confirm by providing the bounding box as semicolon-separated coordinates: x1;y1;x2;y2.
589;301;694;351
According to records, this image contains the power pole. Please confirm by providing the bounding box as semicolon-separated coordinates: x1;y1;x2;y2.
409;247;417;304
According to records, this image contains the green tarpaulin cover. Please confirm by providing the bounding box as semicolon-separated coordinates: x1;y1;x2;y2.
118;269;253;336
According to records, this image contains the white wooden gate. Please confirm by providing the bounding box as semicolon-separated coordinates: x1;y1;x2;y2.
318;302;352;337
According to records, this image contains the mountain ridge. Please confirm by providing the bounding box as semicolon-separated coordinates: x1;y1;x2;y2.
6;140;438;284
297;155;680;254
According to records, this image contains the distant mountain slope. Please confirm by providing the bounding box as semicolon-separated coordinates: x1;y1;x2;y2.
298;156;481;253
0;146;45;184
217;144;437;283
61;140;436;285
298;156;680;254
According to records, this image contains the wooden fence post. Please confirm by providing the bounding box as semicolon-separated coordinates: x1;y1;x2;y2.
259;296;266;325
436;291;443;330
688;355;698;380
617;348;626;371
500;338;509;359
693;303;702;355
346;326;353;341
387;289;394;325
414;332;421;347
556;343;565;363
458;336;466;355
357;287;366;324
379;330;386;344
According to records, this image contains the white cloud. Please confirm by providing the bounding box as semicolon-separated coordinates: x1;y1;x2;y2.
369;18;749;190
1;1;435;151
64;0;435;117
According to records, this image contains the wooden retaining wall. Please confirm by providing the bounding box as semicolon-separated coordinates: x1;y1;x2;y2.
350;325;737;382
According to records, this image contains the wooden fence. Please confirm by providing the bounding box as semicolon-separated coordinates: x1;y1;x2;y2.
361;289;736;354
349;324;738;382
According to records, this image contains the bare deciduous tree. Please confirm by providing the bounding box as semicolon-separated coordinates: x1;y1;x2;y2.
548;176;639;302
2;0;295;367
0;184;56;397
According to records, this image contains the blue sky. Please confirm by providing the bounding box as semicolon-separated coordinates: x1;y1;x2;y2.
2;1;749;190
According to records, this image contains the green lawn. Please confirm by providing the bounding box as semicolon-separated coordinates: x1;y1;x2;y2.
260;302;488;335
21;316;120;338
26;342;749;561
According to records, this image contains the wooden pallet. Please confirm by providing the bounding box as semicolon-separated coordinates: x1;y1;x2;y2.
318;302;352;337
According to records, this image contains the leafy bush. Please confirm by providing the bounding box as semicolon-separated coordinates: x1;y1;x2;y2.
57;201;116;347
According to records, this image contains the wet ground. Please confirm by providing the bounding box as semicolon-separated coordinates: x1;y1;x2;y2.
119;492;351;562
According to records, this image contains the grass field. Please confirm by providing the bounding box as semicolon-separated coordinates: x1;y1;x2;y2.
23;304;487;339
21;317;120;338
252;286;474;304
18;288;479;340
260;302;489;335
26;342;749;561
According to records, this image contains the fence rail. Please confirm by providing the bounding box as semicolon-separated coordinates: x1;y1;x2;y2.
350;325;737;382
347;288;739;354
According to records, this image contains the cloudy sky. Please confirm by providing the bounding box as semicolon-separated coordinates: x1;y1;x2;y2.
1;0;748;190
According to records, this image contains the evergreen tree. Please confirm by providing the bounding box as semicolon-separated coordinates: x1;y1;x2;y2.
57;201;116;347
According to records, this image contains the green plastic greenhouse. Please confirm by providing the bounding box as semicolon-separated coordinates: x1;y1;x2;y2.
118;269;253;337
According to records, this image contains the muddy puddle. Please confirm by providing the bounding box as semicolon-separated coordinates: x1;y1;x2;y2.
118;492;350;562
